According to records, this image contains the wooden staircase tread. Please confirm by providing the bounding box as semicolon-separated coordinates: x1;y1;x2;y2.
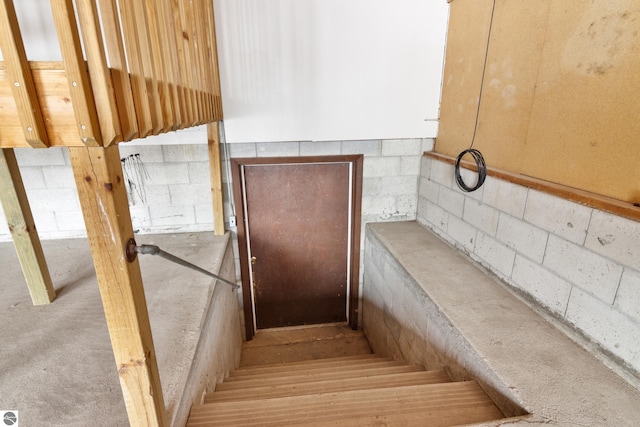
241;323;364;349
226;359;415;382
216;364;427;391
188;381;504;426
239;334;372;367
231;353;384;374
206;369;452;402
230;356;399;379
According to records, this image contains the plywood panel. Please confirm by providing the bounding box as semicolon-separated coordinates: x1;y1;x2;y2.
437;0;640;204
437;0;493;156
472;0;551;170
521;0;640;203
440;0;554;168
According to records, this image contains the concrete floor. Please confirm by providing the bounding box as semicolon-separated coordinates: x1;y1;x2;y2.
0;232;236;427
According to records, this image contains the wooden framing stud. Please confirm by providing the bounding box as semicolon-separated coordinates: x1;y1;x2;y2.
68;145;167;426
50;0;102;147
0;148;55;305
0;0;50;147
208;122;226;236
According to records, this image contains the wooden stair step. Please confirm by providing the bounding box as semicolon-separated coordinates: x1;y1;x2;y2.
216;364;426;392
188;381;504;427
239;333;371;367
230;354;384;377
207;369;452;402
228;356;397;380
241;324;365;349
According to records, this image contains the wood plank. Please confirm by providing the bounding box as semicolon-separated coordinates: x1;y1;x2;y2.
216;365;425;392
68;145;167;426
208;370;452;403
144;0;177;130
96;0;138;141
224;360;417;384
175;0;196;126
230;356;392;379
185;0;203;125
188;381;504;426
242;323;366;348
131;0;164;134
192;0;209;122
74;0;121;146
118;0;154;138
204;0;223;121
0;0;49;147
160;0;186;129
230;354;383;376
159;0;184;128
208;122;225;235
0;64;80;148
0;148;55;305
229;358;404;382
240;334;372;367
50;0;102;146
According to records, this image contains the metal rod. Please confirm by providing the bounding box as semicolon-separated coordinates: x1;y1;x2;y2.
135;244;239;289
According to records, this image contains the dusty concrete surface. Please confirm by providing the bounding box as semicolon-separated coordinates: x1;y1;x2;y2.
364;221;640;426
0;232;240;427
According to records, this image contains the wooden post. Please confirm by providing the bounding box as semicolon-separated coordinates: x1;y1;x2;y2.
207;122;225;235
68;145;167;426
0;1;49;147
0;148;55;305
50;0;102;147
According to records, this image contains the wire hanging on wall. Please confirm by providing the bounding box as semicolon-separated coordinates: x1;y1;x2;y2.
454;0;496;193
121;154;150;204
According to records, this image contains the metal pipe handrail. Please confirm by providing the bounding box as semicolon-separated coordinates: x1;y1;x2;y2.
126;239;239;289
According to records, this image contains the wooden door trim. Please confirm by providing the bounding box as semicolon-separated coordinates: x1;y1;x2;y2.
231;155;363;340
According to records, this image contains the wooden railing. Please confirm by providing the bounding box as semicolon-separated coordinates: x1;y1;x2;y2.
0;0;223;149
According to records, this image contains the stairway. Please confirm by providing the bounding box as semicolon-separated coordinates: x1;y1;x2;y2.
186;324;506;426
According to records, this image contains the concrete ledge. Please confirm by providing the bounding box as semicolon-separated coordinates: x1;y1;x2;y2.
163;232;243;426
363;221;640;425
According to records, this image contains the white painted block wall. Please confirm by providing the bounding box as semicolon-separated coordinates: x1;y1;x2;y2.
417;156;640;377
0;137;433;246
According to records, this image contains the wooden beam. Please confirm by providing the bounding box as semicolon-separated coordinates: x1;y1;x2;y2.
68;145;167;426
118;0;155;138
130;0;164;134
0;148;55;305
144;0;176;131
0;0;49;147
96;0;139;142
204;0;224;121
74;0;122;146
50;0;102;147
208;122;225;235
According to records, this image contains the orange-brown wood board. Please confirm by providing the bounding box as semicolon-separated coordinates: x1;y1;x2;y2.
437;0;640;204
0;64;81;148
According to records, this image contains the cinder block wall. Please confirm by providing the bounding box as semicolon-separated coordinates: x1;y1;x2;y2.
0;134;432;243
417;156;640;378
0;133;432;332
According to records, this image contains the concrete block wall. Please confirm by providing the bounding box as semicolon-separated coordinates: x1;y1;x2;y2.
0;138;216;243
221;138;433;224
0;136;432;244
417;156;640;377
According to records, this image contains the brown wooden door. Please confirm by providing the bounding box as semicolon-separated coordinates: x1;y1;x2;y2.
242;161;351;329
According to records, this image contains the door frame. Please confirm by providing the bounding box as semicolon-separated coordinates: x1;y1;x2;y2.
231;155;363;340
